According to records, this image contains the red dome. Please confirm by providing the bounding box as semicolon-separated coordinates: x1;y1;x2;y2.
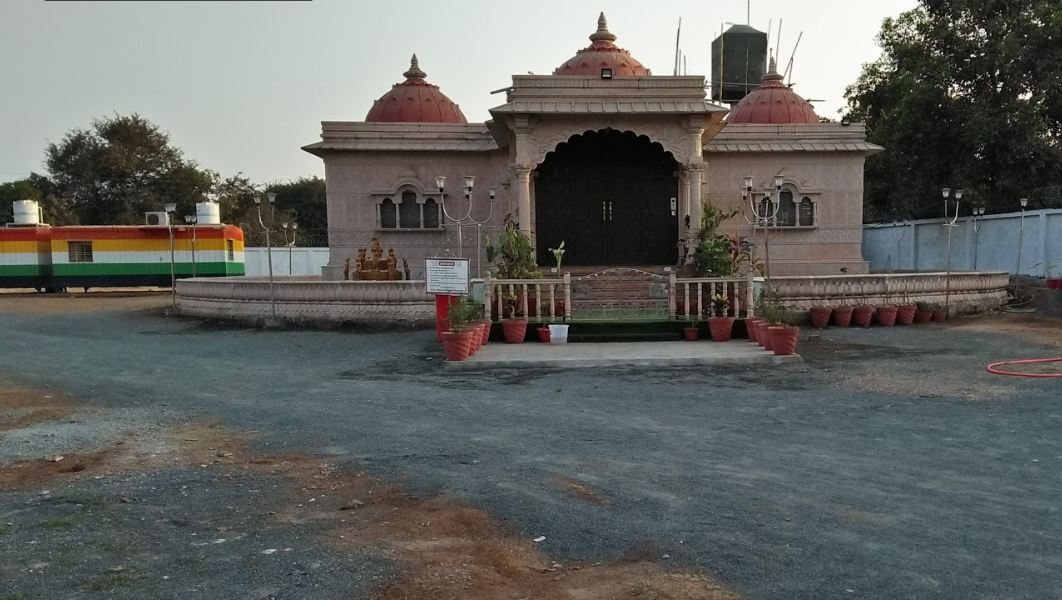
554;13;651;77
365;55;467;124
727;58;819;125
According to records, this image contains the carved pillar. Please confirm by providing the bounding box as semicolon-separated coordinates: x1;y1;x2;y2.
688;164;704;236
514;164;533;234
678;168;690;251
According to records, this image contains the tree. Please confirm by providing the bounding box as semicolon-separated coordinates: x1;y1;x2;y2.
0;174;79;226
845;0;1062;220
264;177;327;246
45;114;215;224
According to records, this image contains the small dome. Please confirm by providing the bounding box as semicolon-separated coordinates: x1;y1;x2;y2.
365;55;468;124
727;58;819;124
554;13;651;77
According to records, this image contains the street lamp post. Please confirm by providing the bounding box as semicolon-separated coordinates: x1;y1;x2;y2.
1016;197;1029;277
183;215;198;278
743;175;782;295
970;205;985;271
281;222;297;275
254;193;278;319
435;175;495;276
941;188;963;314
164;203;177;311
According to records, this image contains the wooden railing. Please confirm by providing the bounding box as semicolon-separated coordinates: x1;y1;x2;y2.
484;273;572;321
669;273;759;320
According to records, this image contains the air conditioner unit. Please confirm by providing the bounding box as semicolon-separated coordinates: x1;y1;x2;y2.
145;212;169;226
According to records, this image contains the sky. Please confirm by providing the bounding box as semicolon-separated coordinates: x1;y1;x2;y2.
0;0;918;186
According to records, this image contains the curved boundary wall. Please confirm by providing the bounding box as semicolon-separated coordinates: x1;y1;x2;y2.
176;277;436;327
176;271;1010;327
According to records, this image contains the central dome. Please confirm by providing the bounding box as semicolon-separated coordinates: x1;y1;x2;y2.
554;13;651;77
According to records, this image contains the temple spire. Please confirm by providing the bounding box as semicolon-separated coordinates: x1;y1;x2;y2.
403;53;426;80
589;12;617;44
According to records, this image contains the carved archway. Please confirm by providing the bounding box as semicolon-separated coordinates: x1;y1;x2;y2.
534;129;679;266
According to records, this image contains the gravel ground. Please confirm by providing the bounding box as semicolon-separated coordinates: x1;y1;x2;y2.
1;294;1061;599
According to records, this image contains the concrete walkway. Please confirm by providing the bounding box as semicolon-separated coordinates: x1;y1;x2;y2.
447;340;801;369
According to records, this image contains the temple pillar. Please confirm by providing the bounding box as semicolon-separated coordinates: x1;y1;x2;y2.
688;164;704;236
514;164;533;234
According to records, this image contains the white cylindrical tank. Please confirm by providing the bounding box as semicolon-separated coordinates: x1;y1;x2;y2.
196;201;221;225
12;200;41;225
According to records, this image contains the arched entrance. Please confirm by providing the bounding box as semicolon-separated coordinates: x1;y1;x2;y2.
534;129;679;266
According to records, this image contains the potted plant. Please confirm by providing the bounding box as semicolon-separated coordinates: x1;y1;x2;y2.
875;305;898;326
486;218;541;342
913;301;933;324
757;293;799;355
537;322;551;343
708;295;735;342
809;305;832;329
441;297;477;361
548;241;566;273
745;316;763;343
756;293;786;352
852;283;875;328
683;319;700;342
895;280;917;325
832;283;854;327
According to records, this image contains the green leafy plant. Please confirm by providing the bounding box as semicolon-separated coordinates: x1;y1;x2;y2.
711;294;729;317
755;291;788;323
485;216;541;279
447;296;477;331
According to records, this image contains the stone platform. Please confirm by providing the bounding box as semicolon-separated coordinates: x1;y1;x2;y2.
446;341;801;369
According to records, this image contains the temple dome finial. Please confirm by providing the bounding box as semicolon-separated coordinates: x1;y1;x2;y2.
590;12;617;43
403;53;426;80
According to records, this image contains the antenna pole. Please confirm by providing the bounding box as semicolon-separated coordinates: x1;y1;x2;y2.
776;19;783;66
765;19;772;71
784;31;803;84
747;0;751;25
674;17;682;76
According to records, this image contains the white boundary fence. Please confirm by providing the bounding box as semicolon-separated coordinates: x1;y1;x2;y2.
244;247;330;277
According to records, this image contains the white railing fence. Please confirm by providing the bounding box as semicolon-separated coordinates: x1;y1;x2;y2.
484;274;573;321
668;273;758;320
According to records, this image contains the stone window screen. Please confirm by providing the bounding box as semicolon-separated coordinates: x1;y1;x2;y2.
399;190;420;228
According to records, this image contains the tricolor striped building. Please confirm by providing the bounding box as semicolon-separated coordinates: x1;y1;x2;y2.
1;225;245;290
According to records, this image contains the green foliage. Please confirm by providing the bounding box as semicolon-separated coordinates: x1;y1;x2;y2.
485;216;541;279
692;202;759;278
46;114;215;224
711;294;730;318
446;296;478;331
845;1;1062;219
0;174;79;226
693;236;735;277
755;292;788;323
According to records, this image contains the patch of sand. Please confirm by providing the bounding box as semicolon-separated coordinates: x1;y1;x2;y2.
0;290;169;315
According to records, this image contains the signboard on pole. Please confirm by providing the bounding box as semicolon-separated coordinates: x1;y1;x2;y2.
425;258;470;295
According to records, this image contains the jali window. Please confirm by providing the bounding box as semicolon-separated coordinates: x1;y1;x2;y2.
377;187;443;230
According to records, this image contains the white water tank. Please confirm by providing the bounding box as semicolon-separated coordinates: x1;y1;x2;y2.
196;201;221;225
12;200;41;225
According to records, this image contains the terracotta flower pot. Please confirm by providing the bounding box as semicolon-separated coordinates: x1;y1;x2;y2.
468;327;481;354
1048;278;1062;290
502;318;528;343
914;309;932;324
895;304;917;326
809;306;832;329
708;317;735;342
931;310;947;322
770;325;800;356
761;323;776;351
479;320;492;345
441;330;475;361
745;318;762;343
537;327;551;343
875;305;899;327
832;306;854;327
852;305;875;328
683;326;700;341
